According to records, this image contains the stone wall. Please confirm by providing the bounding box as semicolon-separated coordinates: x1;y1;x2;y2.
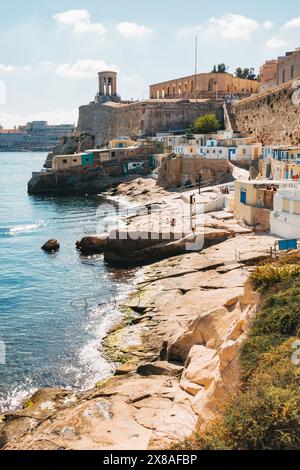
157;155;231;188
77;99;224;146
233;81;300;145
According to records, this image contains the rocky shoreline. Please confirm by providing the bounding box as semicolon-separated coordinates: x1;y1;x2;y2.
0;178;279;450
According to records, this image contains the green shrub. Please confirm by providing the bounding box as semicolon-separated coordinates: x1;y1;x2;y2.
193;114;221;134
251;264;300;292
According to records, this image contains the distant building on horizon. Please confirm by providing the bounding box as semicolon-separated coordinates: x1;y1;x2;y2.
0;121;75;151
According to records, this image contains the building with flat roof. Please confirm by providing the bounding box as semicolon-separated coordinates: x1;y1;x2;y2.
150;72;259;100
259;59;278;92
277;47;300;85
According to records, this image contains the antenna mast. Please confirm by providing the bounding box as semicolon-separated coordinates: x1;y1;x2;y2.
194;36;198;101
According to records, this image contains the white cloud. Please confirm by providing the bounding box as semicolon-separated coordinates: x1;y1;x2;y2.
209;14;260;40
0;64;31;73
55;59;119;79
0;64;15;73
178;14;261;41
116;22;153;37
282;17;300;29
263;20;274;30
266;37;287;50
53;9;106;36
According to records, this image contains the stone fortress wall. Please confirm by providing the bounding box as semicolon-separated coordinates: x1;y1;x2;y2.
78;99;224;147
233;79;300;145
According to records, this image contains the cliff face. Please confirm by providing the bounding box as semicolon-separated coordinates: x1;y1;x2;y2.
77;99;224;147
233;81;300;145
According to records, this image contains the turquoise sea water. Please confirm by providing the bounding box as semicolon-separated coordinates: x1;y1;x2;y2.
0;152;133;411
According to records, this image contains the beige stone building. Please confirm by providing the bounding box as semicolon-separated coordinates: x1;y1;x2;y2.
150;72;259;100
259;59;278;92
277;47;300;85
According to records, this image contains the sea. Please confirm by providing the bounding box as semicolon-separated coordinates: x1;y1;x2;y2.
0;152;134;411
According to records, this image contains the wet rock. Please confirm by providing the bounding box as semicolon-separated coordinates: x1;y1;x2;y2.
76;235;108;255
41;239;60;253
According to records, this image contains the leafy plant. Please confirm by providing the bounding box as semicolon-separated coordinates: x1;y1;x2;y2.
193;114;221;134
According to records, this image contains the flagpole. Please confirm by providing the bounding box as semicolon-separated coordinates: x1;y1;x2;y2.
194;36;198;101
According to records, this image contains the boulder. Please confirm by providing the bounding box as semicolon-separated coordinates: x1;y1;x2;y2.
76;235;108;255
104;228;230;267
136;361;184;377
41;239;60;253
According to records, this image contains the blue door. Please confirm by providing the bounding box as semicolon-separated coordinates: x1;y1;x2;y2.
240;190;246;204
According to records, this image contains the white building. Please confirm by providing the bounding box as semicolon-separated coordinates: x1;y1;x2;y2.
231;143;262;161
270;188;300;239
173;144;233;159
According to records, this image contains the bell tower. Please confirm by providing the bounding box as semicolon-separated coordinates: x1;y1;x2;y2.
96;71;120;103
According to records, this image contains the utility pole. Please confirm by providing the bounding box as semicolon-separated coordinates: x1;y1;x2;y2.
190;194;196;231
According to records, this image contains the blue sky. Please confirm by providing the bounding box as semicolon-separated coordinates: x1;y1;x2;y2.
0;0;300;127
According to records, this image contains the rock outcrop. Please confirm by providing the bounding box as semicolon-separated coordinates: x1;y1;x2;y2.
41;239;60;253
1;229;274;449
76;235;108;256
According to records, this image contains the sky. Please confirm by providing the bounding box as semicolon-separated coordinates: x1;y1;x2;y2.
1;0;300;127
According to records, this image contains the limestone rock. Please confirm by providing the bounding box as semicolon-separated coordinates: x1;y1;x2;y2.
180;345;219;393
219;340;238;371
136;361;183;377
167;288;244;361
41;239;60;253
192;377;226;421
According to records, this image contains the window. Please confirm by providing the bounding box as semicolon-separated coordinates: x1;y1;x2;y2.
282;69;286;83
111;151;116;158
63;159;67;164
73;159;77;163
291;65;294;79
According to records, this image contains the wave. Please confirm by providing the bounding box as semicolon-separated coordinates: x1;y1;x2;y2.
0;221;45;236
0;383;37;413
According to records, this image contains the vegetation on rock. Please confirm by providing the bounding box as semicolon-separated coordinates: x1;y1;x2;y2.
176;253;300;450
